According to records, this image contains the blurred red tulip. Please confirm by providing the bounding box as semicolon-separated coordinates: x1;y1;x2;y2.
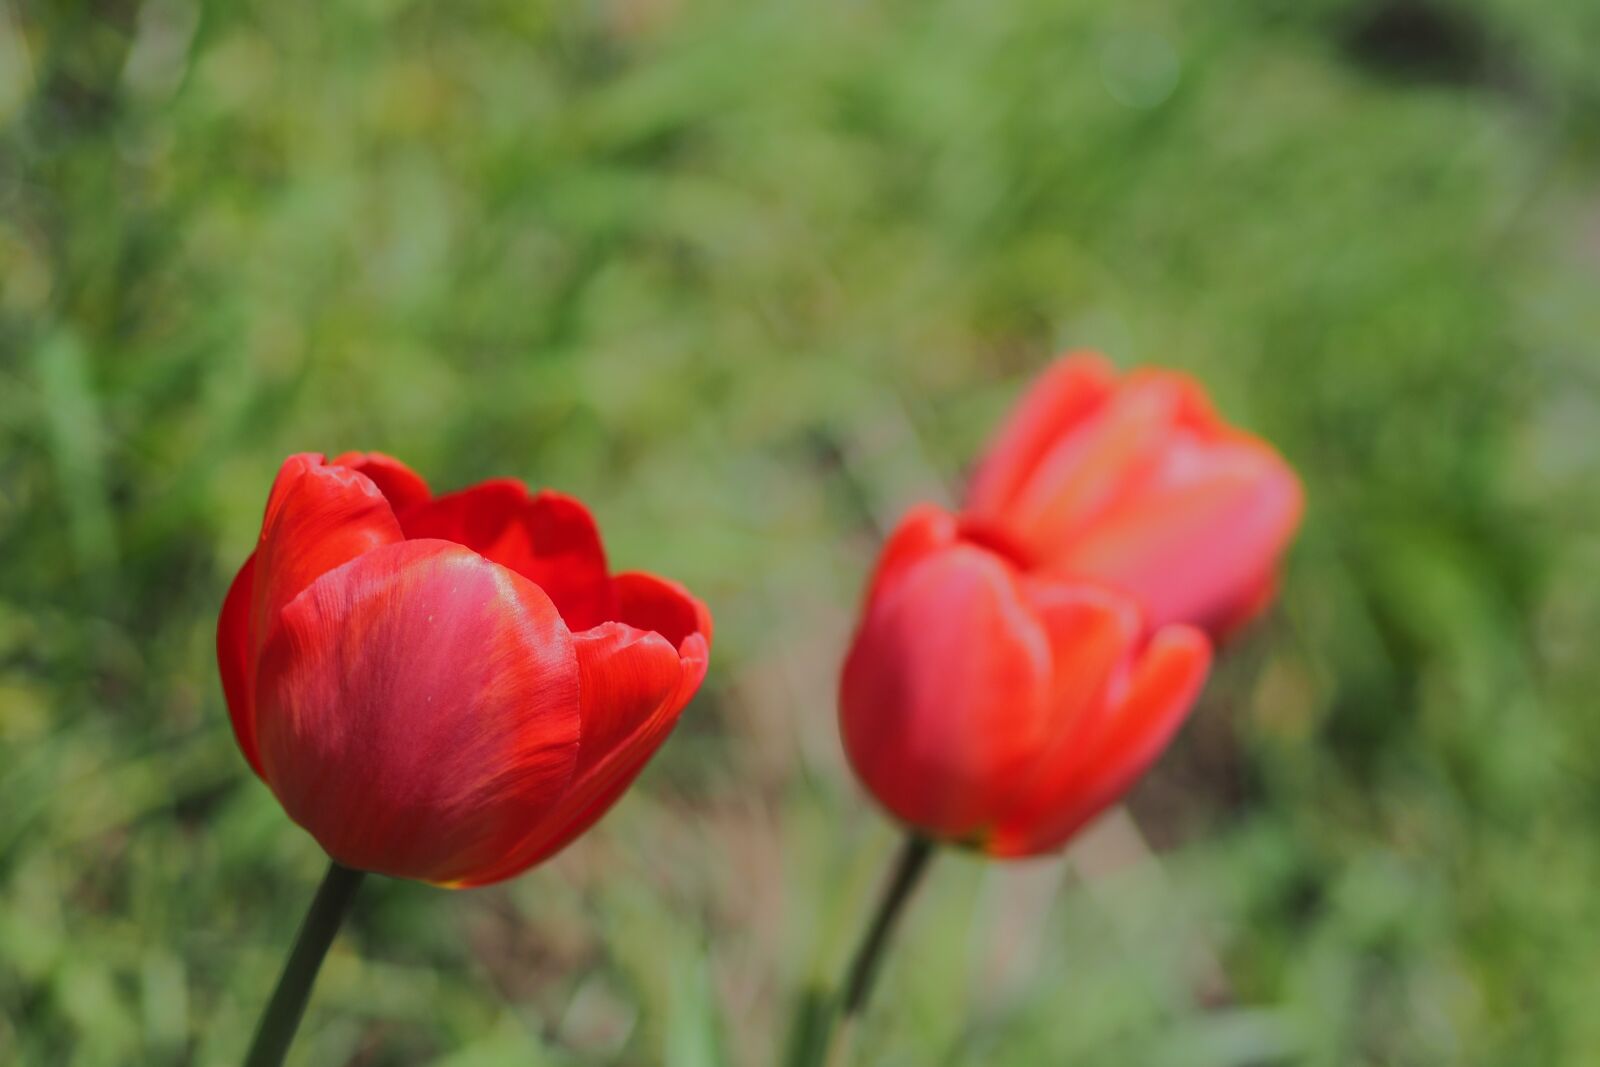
964;353;1304;637
839;506;1211;855
217;452;711;887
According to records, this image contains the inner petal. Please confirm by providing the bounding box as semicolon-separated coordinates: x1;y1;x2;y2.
398;480;617;632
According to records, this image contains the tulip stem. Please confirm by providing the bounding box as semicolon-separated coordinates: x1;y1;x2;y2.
823;833;937;1067
243;861;365;1067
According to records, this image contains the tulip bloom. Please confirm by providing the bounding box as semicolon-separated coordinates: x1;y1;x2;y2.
839;505;1211;856
217;452;711;887
964;353;1303;636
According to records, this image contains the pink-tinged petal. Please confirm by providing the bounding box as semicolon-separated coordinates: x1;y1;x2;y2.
1125;368;1226;439
253;540;582;885
216;553;262;777
252;454;405;646
988;625;1211;857
458;622;704;886
330;451;432;512
839;545;1055;839
1048;433;1304;632
965;353;1118;517
399;481;616;632
613;571;713;651
982;374;1191;558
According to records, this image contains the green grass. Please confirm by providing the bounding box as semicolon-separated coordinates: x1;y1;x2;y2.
4;0;1600;1063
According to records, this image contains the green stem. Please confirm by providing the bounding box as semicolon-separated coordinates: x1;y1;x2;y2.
822;833;937;1067
244;861;365;1067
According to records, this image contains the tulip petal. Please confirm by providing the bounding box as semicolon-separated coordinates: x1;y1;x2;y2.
1049;433;1304;631
521;491;618;633
330;451;432;512
253;454;406;641
988;625;1211;856
612;571;714;650
238;454;406;761
216;553;262;776
984;374;1194;558
839;545;1055;838
1126;368;1228;438
523;631;709;860
397;477;526;547
861;504;961;606
469;571;715;881
965;353;1118;518
459;621;705;886
570;625;686;780
1018;578;1144;775
253;540;582;885
400;481;617;632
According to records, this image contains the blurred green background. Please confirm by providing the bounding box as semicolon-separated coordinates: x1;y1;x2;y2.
4;0;1599;1063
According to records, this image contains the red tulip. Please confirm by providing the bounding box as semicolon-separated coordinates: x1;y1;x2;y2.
217;452;711;887
964;353;1304;637
839;506;1211;856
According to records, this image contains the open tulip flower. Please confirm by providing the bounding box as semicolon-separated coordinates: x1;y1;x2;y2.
219;451;712;886
840;505;1211;856
219;452;710;1067
964;352;1304;637
820;357;1302;1061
